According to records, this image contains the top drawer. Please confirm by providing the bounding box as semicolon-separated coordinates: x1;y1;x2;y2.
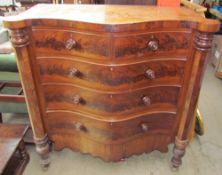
32;29;110;59
113;31;192;59
32;29;192;60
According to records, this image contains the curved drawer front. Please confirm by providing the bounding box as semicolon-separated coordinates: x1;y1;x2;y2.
33;29;110;59
38;58;185;89
113;32;191;59
45;112;175;142
43;84;180;114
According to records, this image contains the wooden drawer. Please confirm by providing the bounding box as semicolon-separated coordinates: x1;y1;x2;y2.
45;111;175;142
113;31;192;59
32;29;110;59
43;84;180;115
38;58;185;89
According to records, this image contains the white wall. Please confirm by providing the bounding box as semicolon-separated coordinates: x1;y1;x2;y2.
0;0;13;6
0;0;21;6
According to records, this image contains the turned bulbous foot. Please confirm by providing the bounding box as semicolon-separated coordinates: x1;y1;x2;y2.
171;137;188;169
34;134;50;170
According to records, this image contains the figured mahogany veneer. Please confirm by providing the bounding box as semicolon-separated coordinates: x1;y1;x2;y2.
38;58;185;89
113;32;191;59
33;29;191;59
33;29;110;59
46;112;175;141
3;5;219;169
44;84;180;114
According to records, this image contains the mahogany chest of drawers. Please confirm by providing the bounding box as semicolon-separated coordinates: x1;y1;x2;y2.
3;4;219;169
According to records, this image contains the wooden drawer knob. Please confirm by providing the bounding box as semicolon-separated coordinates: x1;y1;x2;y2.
74;122;86;132
68;68;80;77
145;69;155;79
141;123;149;132
148;36;159;51
71;95;82;104
65;39;76;50
142;96;151;106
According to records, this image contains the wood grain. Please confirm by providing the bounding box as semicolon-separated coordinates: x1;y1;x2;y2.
33;29;110;59
37;57;186;89
3;5;220;168
43;84;180;114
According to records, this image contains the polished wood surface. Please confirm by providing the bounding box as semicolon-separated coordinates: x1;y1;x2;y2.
0;124;29;175
44;85;179;114
3;5;220;169
38;58;185;89
4;5;217;27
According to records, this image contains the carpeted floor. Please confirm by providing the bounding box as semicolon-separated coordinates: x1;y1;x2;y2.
2;64;222;175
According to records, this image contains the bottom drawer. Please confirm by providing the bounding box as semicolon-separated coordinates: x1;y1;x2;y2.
52;133;173;162
45;111;176;142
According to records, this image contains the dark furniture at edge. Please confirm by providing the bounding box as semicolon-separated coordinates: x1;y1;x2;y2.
0;124;29;175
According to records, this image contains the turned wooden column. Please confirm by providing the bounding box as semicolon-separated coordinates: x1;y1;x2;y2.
9;27;50;169
171;31;214;169
18;140;30;162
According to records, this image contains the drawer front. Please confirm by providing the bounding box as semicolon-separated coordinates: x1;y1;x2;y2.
45;112;175;142
113;32;191;59
43;84;180;114
38;58;185;89
33;29;110;59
